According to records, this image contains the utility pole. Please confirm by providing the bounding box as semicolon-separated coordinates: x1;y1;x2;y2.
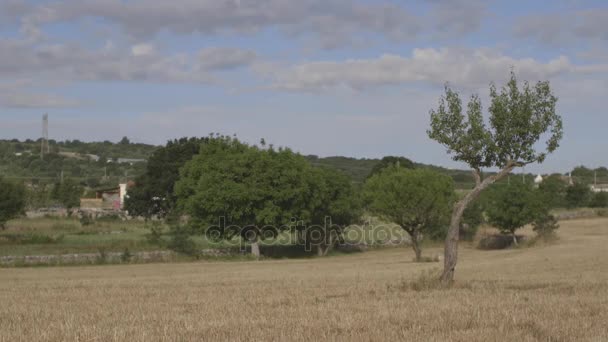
41;114;49;160
594;171;597;186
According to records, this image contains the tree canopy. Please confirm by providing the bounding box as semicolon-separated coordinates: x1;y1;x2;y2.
175;136;361;257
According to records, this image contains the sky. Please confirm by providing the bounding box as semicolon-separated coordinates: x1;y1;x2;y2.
0;0;607;173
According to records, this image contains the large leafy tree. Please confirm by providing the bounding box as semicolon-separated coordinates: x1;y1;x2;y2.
125;137;209;218
364;167;454;262
486;182;547;245
175;137;316;257
428;71;563;284
0;177;26;229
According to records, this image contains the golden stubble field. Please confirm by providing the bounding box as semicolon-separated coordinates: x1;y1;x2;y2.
1;218;607;342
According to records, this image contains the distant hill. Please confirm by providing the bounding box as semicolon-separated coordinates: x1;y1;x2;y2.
305;155;478;188
0;139;158;186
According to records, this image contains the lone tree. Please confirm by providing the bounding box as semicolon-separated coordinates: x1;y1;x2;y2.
364;167;454;262
428;71;563;284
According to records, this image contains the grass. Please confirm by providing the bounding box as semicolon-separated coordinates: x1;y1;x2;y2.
0;216;411;260
0;217;607;341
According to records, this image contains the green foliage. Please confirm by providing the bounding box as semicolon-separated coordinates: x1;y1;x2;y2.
590;192;608;208
0;139;155;183
120;248;133;262
309;166;362;227
167;226;199;257
486;182;547;238
175;136;361;258
428;71;563;169
460;199;484;241
0;177;26;228
51;179;84;209
537;174;568;208
532;214;560;238
364;166;454;261
565;182;592;208
124;137;209;218
367;156;415;179
79;213;94;226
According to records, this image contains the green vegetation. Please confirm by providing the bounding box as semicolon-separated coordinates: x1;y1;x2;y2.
565;182;592;208
0;138;155;185
486;182;547;245
175;136;361;257
364;166;453;261
0;177;26;229
428;71;563;283
124;137;209;218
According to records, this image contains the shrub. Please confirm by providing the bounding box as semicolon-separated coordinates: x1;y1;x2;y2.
532;214;560;238
590;192;608;208
79;214;94;226
121;248;133;263
146;221;165;246
168;226;199;257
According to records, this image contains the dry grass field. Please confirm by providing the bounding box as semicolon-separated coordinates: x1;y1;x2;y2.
1;218;607;342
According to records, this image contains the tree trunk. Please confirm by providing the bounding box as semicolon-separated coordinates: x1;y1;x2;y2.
512;232;518;246
440;164;517;285
251;240;260;259
410;230;422;262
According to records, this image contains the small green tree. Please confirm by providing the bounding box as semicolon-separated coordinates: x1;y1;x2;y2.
428;71;563;283
565;182;592;208
533;214;560;239
486;182;546;245
0;177;26;229
364;167;454;262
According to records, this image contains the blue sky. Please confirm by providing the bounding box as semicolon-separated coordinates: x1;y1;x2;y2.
1;0;607;173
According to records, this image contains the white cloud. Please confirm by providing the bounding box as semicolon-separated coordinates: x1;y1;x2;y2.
263;48;576;91
0;38;254;84
131;43;156;57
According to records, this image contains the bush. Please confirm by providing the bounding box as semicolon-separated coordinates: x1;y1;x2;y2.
168;226;199;257
533;214;559;238
146;221;165;246
590;192;608;208
121;248;133;263
565;182;592;208
79;214;94;226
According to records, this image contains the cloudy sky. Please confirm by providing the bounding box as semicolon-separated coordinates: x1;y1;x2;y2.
1;0;607;173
